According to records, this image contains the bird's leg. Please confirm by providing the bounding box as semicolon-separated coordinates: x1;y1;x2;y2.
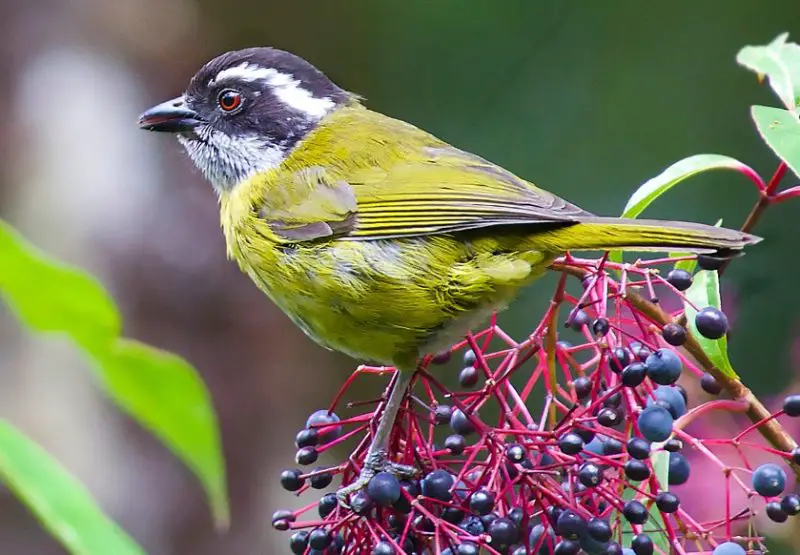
337;370;416;505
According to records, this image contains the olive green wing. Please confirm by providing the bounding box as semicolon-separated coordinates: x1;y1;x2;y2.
345;146;591;240
259;144;591;244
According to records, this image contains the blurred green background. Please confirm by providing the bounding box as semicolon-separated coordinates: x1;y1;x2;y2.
0;1;799;553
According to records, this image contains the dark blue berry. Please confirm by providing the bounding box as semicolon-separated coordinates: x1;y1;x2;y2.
647;385;687;419
645;349;682;385
573;377;593;400
488;517;519;547
421;469;455;501
655;492;680;513
367;472;401;507
529;524;556;554
434;404;453;425
666;269;693;291
622;362;647;387
631;534;654;555
783;395;800;417
309;468;333;489
371;541;396;555
605;542;624;555
459;365;480;388
624;459;651;482
697;255;725;271
295;428;318;448
558;433;584;455
766;500;788;522
350;491;374;515
318;493;337;518
593;318;610;336
556;510;587;540
627;438;651;460
443;506;466;524
701;372;723;395
637;406;674;442
469;489;495;516
695;307;729;339
280;469;304;491
296;446;318;466
308;528;331;550
609;347;632;373
668;452;691;485
445;434;466;455
622;500;648;524
450;408;476;435
662;323;688;346
463;349;477;366
460;515;484;536
431;350;452;365
578;462;603;487
457;542;480;555
751;463;787;497
271;509;294;530
630;341;653;362
781;493;800;515
567;309;590;328
664;439;683;452
506;443;527;463
289;531;309;554
305;410;342;445
554;539;580;555
586;518;611;542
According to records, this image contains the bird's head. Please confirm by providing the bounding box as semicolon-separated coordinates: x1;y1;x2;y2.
139;47;351;192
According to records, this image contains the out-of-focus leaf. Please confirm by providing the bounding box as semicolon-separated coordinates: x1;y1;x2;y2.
0;220;120;349
94;340;229;528
737;33;800;112
0;421;146;555
684;270;738;379
610;155;760;263
751;105;800;179
0;219;229;528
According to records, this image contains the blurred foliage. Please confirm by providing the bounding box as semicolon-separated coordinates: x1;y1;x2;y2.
0;421;146;555
0;220;228;552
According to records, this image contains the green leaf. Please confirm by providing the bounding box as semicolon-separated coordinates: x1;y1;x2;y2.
737;33;800;112
684;270;738;379
0;420;146;555
0;219;229;529
0;220;120;349
751;105;800;180
94;340;229;528
610;155;760;263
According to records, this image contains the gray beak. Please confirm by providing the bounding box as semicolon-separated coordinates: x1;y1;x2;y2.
138;96;203;133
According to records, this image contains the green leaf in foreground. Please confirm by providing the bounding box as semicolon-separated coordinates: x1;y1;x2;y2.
751;105;800;179
0;220;229;528
737;33;800;112
0;421;146;555
95;339;228;528
610;154;761;263
684;270;738;379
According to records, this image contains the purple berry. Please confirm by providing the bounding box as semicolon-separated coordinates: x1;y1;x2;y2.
695;307;729;339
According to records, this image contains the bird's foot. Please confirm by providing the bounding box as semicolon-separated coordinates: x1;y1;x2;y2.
337;449;417;507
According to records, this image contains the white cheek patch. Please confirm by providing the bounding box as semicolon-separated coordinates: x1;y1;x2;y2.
178;128;287;193
211;62;334;119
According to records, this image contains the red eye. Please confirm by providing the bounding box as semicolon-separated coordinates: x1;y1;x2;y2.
218;89;243;112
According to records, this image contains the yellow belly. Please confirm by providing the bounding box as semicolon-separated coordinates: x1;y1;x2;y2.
227;225;552;369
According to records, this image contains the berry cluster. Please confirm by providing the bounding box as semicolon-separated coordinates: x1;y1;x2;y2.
273;255;798;555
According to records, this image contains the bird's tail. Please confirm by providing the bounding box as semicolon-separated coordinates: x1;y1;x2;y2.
535;217;760;254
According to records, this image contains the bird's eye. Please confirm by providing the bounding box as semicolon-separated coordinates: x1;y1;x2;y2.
217;89;243;113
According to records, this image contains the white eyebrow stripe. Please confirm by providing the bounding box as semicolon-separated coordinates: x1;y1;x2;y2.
211;62;334;119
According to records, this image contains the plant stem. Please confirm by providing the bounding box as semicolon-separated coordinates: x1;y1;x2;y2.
551;261;800;479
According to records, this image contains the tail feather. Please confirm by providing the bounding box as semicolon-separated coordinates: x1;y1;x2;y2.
536;217;761;254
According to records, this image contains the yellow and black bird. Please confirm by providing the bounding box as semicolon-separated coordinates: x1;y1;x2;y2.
139;47;758;501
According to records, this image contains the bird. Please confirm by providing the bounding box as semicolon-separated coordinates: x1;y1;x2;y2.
138;47;759;503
